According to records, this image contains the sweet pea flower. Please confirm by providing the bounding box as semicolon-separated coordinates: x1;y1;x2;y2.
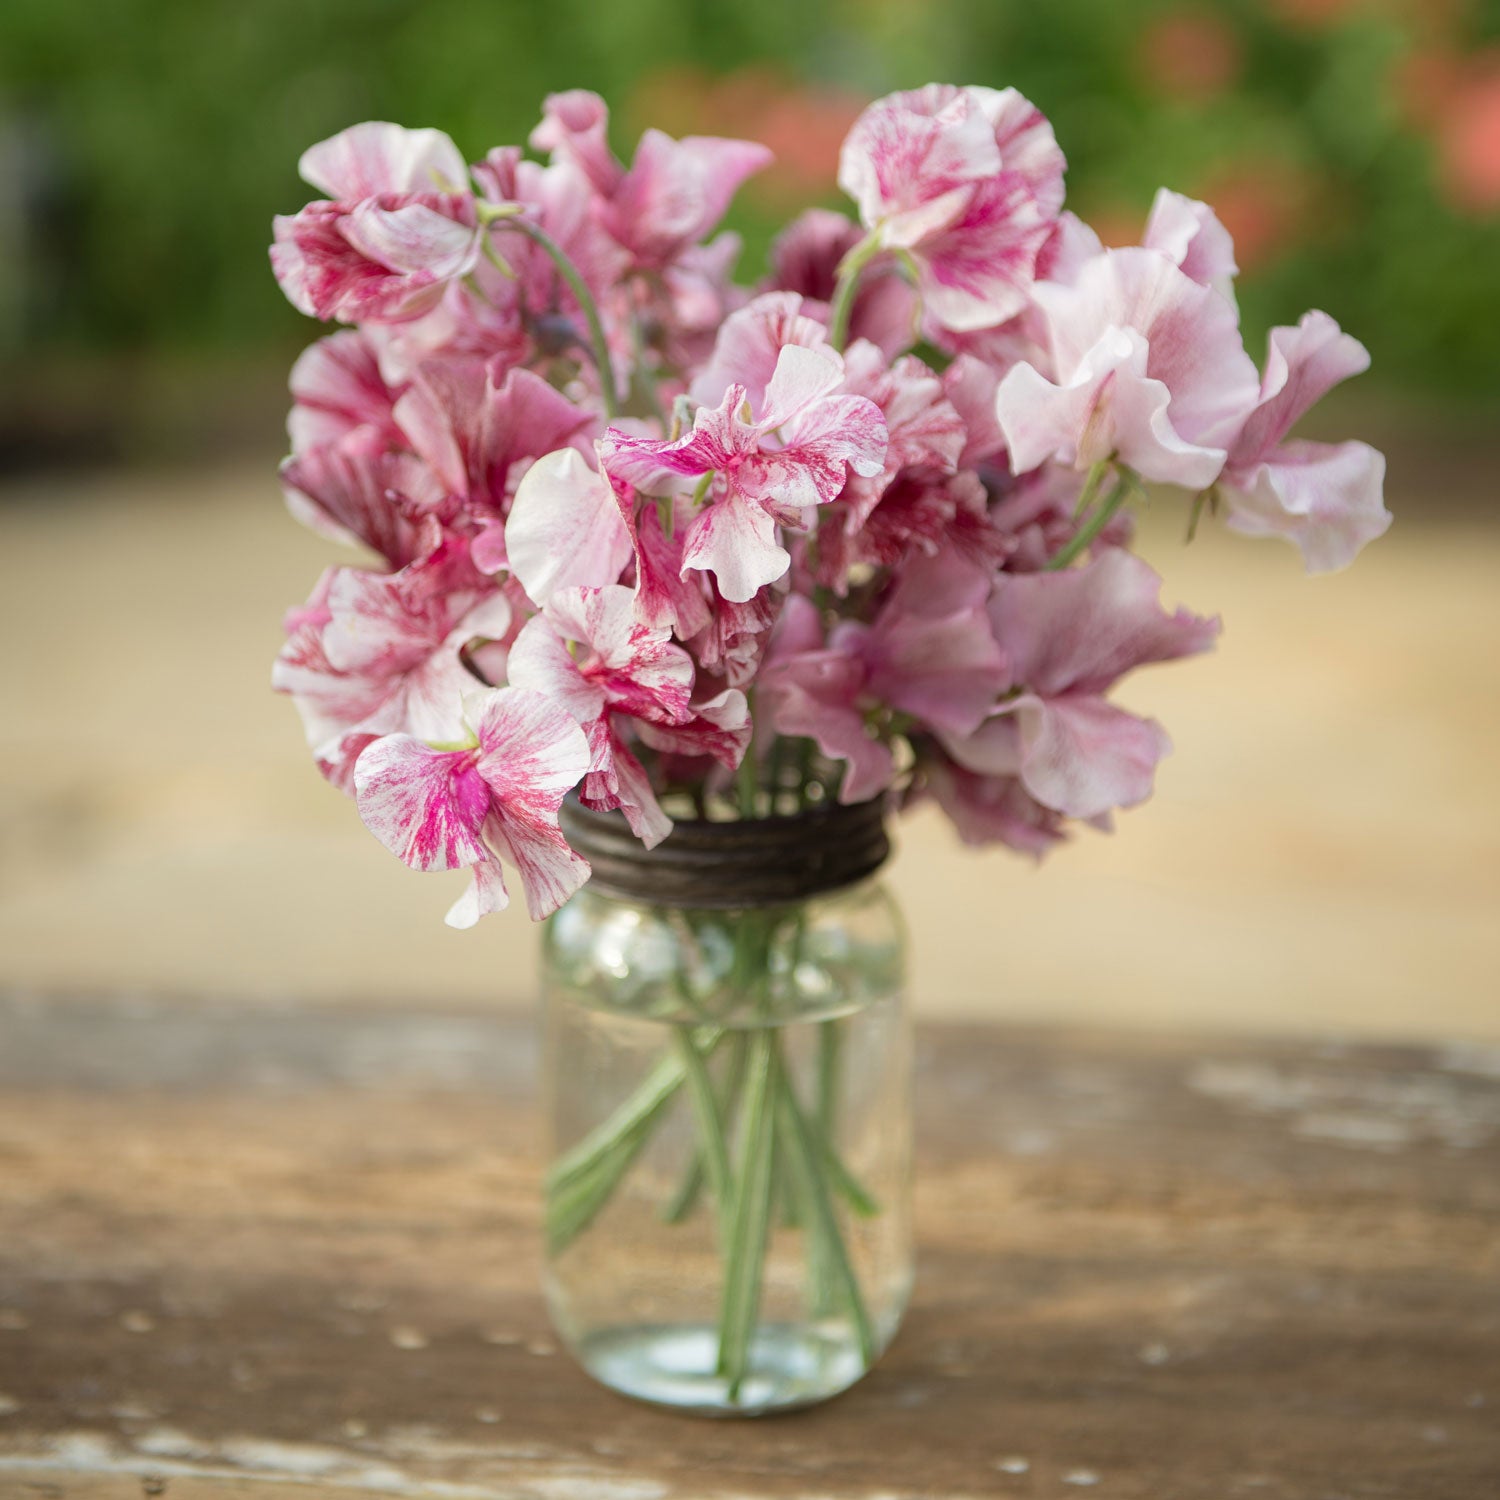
838;84;1066;332
354;686;592;927
271;122;484;324
273;539;513;792
507;584;696;845
531;90;772;271
910;751;1068;857
762;552;1007;801
995;246;1261;489
943;551;1219;820
1216;312;1390;572
391;357;595;570
600;343;887;602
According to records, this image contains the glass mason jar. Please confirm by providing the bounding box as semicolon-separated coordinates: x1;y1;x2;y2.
541;798;912;1415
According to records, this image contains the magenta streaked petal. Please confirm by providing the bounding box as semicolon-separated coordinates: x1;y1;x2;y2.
635;688;752;772
689;290;829;412
445;853;511;929
353;735;491;871
288;330;404;453
342;197;480;279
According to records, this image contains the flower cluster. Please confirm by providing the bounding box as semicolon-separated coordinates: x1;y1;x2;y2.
271;86;1389;927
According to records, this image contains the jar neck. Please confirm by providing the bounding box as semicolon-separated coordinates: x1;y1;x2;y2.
559;797;891;909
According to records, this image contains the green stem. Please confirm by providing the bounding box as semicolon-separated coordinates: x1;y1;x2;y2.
490;218;620;419
1047;468;1136;571
547;1027;720;1193
717;1030;779;1397
774;1054;876;1364
827;233;883;353
671;1027;733;1246
1072;457;1110;521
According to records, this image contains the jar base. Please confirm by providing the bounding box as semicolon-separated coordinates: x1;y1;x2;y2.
573;1321;869;1416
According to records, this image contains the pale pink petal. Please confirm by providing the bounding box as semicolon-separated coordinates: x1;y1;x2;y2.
1142;188;1238;299
299;122;468;200
607;130;772;266
1222;439;1390;573
1228;311;1372;470
529;90;622;196
916;754;1067;856
690;291;830;412
989;550;1220;697
756;342;846;431
942;354;1008;467
996;325;1231;489
1002;693;1171;819
341;198;479;279
505;448;632;606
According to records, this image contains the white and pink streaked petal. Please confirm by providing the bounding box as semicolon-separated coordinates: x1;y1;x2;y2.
1222;440;1390;574
838;86;1002;240
1003;693;1172;820
299;122;469;201
680;488;790;603
444;853;512;929
544;585;696;725
974;86;1067;217
636;688;752;771
585;733;673;850
505;448;633;608
353;735;491;871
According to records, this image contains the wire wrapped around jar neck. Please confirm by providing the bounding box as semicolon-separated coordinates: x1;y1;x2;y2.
559;797;891;909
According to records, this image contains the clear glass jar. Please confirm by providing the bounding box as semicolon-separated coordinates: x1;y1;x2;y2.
540;802;911;1416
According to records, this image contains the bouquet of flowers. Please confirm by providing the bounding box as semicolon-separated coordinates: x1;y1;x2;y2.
270;83;1389;926
269;84;1389;1411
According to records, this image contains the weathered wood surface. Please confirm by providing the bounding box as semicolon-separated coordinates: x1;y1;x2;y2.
0;992;1496;1499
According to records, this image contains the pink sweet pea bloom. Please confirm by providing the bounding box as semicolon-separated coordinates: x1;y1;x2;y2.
911;752;1069;857
762;552;1006;801
354;686;592;926
1217;312;1390;572
995;247;1261;489
273;539;512;792
507;584;695;846
531;90;772;271
271;122;483;325
600;343;887;602
838;85;1066;331
944;551;1219;820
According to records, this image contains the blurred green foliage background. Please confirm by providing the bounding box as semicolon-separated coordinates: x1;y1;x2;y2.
2;0;1498;462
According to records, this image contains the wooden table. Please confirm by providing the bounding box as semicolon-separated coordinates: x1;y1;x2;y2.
1;992;1496;1498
